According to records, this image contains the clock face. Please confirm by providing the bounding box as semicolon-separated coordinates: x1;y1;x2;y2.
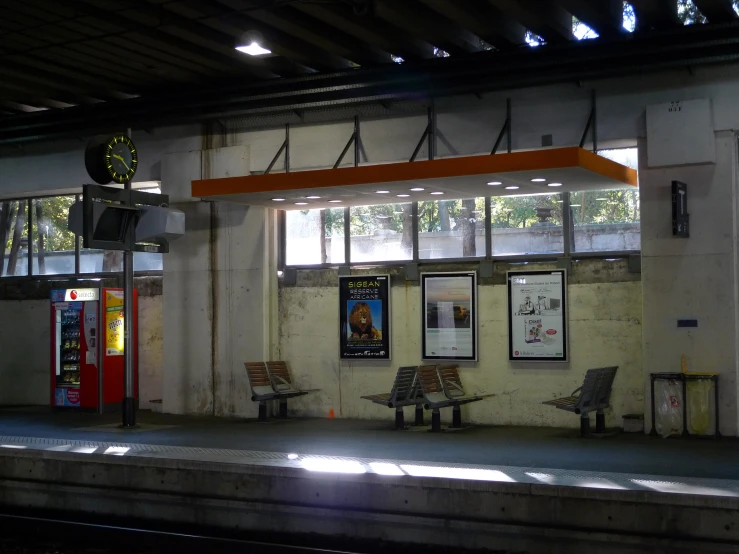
104;135;138;184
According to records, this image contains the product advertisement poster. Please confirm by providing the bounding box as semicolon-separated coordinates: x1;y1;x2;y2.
55;388;80;407
105;290;125;356
421;272;477;361
339;275;391;359
507;270;568;362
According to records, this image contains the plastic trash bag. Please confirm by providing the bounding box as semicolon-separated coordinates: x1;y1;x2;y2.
655;379;683;437
687;379;714;436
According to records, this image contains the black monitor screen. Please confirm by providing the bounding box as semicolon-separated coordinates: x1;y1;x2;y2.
93;206;133;243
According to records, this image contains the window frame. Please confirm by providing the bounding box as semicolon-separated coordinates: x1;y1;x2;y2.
0;192;163;282
280;190;641;270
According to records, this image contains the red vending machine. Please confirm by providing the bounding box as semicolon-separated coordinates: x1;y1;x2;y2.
50;288;138;411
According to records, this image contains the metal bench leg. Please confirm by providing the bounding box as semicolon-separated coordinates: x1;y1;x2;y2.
452;405;462;428
595;409;605;433
431;409;442;433
258;401;268;422
580;413;590;437
395;407;405;430
414;405;424;426
279;399;288;419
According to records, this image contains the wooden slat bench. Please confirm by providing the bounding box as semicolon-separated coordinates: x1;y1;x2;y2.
417;364;484;432
361;366;425;429
244;361;316;421
542;366;618;436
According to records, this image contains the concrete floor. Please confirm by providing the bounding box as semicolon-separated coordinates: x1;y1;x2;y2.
0;406;736;480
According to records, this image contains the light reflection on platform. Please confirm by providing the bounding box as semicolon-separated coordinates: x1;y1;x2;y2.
1;438;738;499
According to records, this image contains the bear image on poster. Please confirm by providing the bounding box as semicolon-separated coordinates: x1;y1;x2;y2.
349;302;382;340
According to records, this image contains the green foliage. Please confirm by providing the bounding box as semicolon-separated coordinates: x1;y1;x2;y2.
34;196;77;252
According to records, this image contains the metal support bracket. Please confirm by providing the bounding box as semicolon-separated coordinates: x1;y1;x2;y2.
334;116;361;168
556;257;572;272
410;105;436;162
628;254;641;274
338;265;351;276
479;260;494;279
265;123;290;174
404;263;419;282
579;90;598;153
491;98;512;155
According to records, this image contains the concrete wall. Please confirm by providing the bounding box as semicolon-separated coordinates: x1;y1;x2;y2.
278;261;643;428
0;281;163;408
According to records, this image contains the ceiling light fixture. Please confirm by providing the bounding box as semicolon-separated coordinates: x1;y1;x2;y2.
235;42;271;56
306;195;321;199
328;200;342;203
596;197;608;201
487;181;502;186
430;192;444;195
397;194;410;197
272;198;285;202
570;204;581;207
410;187;424;192
531;178;547;182
295;202;308;205
547;182;563;187
376;190;390;194
505;186;519;190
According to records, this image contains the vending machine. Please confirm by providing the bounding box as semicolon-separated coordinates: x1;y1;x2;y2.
50;288;138;411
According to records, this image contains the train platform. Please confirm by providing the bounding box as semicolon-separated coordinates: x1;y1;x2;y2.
0;407;738;553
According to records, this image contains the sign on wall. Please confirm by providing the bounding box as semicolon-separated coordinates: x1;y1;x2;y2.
105;290;125;356
421;272;477;361
339;275;391;359
507;270;568;362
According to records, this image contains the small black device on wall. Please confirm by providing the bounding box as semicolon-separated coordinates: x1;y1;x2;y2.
672;180;689;238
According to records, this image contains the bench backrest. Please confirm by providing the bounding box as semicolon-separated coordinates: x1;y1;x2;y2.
577;368;602;412
593;366;618;408
266;361;294;392
417;364;448;404
437;364;465;398
244;362;275;398
389;366;421;404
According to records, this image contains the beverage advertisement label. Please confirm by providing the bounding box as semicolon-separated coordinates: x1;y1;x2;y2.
55;388;81;407
105;290;125;356
339;275;391;359
421;272;477;361
507;270;568;362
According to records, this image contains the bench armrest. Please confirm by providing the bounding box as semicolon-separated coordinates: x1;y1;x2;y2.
443;379;465;394
570;386;582;397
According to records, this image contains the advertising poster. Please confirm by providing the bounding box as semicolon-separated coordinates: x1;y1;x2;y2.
55;388;80;407
421;272;477;361
339;275;391;359
105;290;125;356
507;270;568;362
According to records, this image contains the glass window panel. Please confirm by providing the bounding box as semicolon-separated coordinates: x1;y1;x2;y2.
570;188;640;252
598;147;638;170
286;208;345;265
31;196;76;276
0;200;29;277
350;203;412;263
134;252;163;271
418;197;485;259
490;194;564;256
80;248;122;273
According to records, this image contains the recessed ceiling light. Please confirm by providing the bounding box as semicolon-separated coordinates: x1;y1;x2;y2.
410;187;425;191
295;202;308;205
505;186;519;190
306;195;321;199
376;190;390;194
531;178;546;182
397;194;410;197
547;182;563;187
272;198;285;202
328;200;342;203
430;192;444;195
487;181;502;186
235;42;271;56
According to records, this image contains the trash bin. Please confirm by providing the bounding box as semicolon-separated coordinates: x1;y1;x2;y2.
654;378;683;438
687;378;716;436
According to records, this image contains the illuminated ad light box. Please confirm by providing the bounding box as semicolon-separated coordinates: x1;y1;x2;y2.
339;275;391;360
421;272;477;361
507;270;568;362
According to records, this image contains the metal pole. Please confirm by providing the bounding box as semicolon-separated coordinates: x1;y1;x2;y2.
122;128;136;427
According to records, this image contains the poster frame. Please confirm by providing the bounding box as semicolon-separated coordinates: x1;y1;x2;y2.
421;271;478;362
339;274;392;360
507;269;568;362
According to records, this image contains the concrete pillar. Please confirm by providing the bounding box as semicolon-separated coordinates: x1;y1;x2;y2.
161;144;276;417
640;131;738;436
